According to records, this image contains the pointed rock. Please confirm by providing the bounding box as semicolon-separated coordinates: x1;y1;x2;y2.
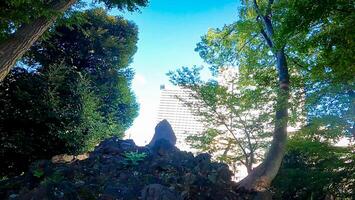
148;119;176;147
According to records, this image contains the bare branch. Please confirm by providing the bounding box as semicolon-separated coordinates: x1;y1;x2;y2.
260;28;273;49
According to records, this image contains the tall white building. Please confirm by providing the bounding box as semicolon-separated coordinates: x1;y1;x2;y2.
156;85;204;151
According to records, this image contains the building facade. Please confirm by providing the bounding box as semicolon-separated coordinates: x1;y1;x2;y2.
156;85;204;151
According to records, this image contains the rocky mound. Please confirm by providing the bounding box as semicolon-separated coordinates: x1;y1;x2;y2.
0;120;258;200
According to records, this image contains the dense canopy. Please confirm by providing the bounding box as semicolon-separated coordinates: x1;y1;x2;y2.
0;9;139;177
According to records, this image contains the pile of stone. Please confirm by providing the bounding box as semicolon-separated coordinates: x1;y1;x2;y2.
0;120;256;200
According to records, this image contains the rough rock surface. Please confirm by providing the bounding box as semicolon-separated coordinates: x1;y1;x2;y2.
148;119;176;147
141;184;182;200
0;134;259;199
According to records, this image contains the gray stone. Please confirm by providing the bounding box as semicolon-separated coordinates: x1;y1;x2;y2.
151;139;175;156
253;191;272;200
141;184;182;200
148;119;176;147
90;137;137;158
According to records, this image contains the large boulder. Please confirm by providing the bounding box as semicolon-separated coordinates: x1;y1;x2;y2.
89;137;138;158
148;119;176;147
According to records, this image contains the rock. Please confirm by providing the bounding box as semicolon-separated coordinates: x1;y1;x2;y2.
90;137;137;158
1;137;258;199
194;153;212;173
102;146;122;155
141;184;182;200
216;164;232;183
51;154;74;164
151;139;176;156
51;153;88;164
55;166;75;179
195;153;211;163
8;194;18;199
21;186;47;200
22;182;79;200
148;119;176;147
253;191;272;200
75;153;89;161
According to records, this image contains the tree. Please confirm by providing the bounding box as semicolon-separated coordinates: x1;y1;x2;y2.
0;9;139;177
229;0;291;191
25;8;140;129
272;135;354;199
0;0;148;81
190;0;291;190
168;66;277;176
192;0;353;191
278;0;355;141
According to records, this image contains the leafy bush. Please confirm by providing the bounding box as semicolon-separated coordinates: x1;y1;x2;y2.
0;9;139;178
122;151;147;166
271;137;354;199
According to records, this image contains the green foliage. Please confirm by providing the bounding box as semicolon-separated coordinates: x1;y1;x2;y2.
186;128;219;154
41;171;64;186
25;8;140;130
30;161;48;179
274;0;354;83
97;0;148;10
122;151;147;166
0;0;57;41
0;0;148;42
283;0;355;139
195;0;354;141
272;136;354;199
33;169;45;178
168;66;278;174
0;9;139;177
171;0;353;185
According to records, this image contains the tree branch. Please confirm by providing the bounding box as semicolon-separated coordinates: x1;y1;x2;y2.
253;0;263;16
260;26;273;49
266;0;274;15
237;34;258;54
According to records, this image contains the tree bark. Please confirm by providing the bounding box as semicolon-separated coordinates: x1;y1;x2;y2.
237;48;289;191
0;0;76;81
237;1;290;191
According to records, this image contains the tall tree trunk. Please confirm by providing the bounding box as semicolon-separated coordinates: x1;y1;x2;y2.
237;48;289;191
236;0;290;192
0;0;76;81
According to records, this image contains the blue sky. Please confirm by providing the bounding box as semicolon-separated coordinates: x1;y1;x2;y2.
110;0;240;145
